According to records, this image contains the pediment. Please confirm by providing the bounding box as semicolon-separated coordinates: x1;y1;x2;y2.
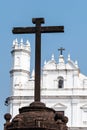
52;103;67;110
43;60;56;70
66;60;78;70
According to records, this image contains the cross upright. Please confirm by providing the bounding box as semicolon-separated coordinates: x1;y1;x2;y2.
58;47;65;55
12;18;64;102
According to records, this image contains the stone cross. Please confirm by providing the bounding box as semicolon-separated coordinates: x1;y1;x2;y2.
58;47;65;55
12;18;64;102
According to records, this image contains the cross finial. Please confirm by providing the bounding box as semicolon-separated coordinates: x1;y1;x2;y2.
58;47;65;55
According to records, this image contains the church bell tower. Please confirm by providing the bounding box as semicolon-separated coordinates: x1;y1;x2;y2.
8;38;31;117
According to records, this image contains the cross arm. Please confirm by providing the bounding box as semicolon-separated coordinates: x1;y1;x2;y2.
41;26;64;33
12;26;64;34
12;27;36;34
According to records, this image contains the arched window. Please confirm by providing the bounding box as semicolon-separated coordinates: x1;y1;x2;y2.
58;76;64;88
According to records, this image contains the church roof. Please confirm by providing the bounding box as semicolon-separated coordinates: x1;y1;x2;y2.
43;54;79;71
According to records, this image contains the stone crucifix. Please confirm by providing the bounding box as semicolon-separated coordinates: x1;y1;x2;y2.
12;18;64;102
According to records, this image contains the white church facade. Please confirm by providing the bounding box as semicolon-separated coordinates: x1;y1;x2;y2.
6;39;87;129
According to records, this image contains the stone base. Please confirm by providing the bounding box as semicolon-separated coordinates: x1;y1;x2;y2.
5;102;68;130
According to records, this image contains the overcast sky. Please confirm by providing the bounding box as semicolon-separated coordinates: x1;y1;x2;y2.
1;0;87;129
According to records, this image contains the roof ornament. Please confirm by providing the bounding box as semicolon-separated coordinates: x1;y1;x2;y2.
31;69;35;79
68;54;70;61
12;40;15;46
26;40;30;46
51;54;55;61
58;47;65;55
20;38;23;45
75;60;78;67
44;60;46;65
15;38;18;45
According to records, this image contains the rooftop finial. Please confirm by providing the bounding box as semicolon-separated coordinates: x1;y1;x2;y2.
75;60;78;67
31;69;35;79
15;38;18;45
68;54;70;61
44;60;46;65
12;40;15;46
20;38;23;45
58;47;65;55
26;40;30;46
51;54;55;61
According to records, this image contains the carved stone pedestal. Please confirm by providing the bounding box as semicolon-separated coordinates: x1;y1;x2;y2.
4;102;68;130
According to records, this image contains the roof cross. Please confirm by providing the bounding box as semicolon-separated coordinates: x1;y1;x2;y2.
12;18;64;102
58;47;65;55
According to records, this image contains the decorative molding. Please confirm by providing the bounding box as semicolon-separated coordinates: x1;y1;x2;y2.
5;96;33;105
6;95;87;103
10;69;30;75
52;103;67;109
80;104;87;109
11;49;30;54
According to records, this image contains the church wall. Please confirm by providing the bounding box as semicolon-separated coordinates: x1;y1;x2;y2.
42;69;81;90
41;96;87;127
10;72;30;96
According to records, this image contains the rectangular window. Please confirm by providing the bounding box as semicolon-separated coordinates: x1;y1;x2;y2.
56;111;64;116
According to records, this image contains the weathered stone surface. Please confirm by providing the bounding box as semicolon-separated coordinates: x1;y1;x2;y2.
4;102;68;130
